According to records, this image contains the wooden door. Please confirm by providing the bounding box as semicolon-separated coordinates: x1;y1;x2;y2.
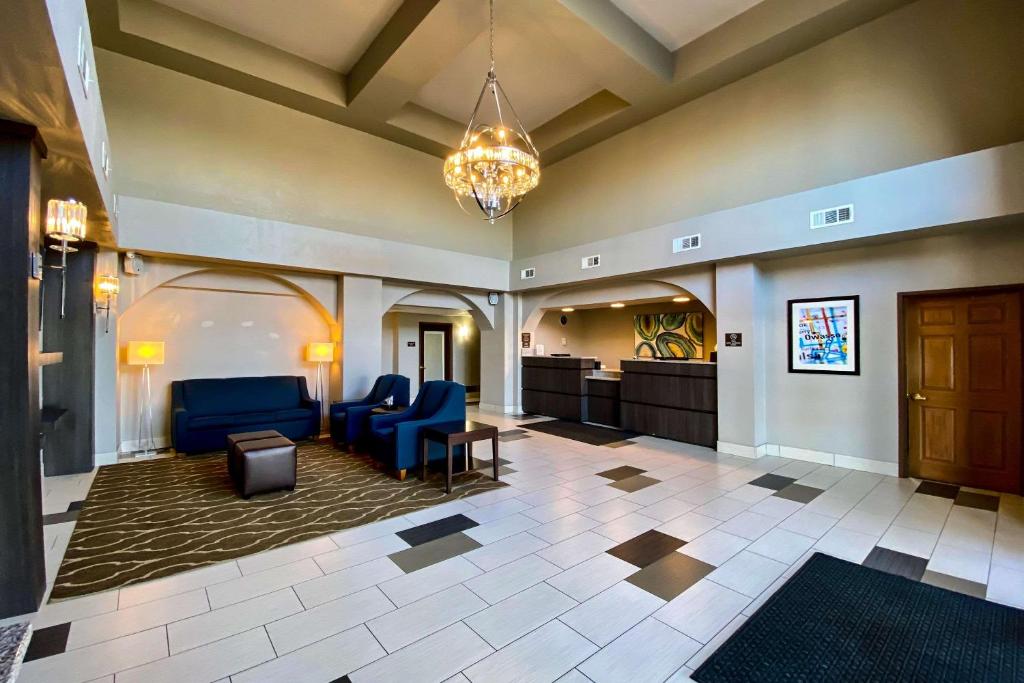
905;290;1022;493
418;322;453;387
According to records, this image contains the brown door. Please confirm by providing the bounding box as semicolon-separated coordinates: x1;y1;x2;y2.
905;289;1022;493
418;322;453;387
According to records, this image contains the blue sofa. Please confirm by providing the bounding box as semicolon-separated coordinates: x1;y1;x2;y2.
171;376;320;454
329;374;410;447
367;381;466;475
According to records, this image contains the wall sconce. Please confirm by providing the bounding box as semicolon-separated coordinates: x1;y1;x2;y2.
45;198;87;318
457;323;471;342
95;274;119;334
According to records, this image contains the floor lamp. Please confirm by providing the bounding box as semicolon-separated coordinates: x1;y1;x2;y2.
127;341;165;455
306;342;335;428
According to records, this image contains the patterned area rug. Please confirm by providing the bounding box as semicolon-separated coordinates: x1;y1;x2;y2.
50;442;505;601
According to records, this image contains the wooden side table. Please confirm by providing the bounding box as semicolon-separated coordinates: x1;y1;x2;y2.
421;420;500;493
371;405;408;415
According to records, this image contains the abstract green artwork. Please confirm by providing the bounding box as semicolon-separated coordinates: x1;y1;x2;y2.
634;312;704;359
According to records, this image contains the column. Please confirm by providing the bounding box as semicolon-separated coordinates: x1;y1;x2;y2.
715;261;768;457
479;292;519;413
338;274;383;400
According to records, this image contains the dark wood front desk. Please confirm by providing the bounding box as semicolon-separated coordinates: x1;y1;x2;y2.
521;356;599;421
521;356;717;448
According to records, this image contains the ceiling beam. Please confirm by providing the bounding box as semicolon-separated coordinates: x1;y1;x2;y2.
345;0;486;120
556;0;674;81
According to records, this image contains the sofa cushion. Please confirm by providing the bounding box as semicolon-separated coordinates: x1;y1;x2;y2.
189;412;276;430
276;408;313;422
182;376;302;416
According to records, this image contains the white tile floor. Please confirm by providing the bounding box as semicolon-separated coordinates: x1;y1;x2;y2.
12;408;1024;683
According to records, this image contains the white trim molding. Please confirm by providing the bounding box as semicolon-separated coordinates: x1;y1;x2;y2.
94;451;118;466
717;441;760;459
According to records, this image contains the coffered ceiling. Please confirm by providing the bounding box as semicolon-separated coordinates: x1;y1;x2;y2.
88;0;913;163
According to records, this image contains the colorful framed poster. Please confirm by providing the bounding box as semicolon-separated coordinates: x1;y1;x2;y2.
634;312;704;359
787;296;859;375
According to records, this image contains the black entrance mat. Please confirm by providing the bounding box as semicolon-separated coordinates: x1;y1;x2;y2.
522;419;637;446
693;552;1024;682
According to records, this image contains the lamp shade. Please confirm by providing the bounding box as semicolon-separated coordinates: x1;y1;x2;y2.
45;198;87;242
306;342;334;363
97;274;120;296
127;341;165;366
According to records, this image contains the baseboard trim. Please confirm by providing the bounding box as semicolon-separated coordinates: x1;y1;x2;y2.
717;441;761;459
119;436;171;454
477;403;517;414
835;453;899;477
94;451;118;466
765;443;898;477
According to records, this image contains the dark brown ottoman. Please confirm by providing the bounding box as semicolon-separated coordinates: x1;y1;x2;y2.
230;435;297;498
226;430;282;481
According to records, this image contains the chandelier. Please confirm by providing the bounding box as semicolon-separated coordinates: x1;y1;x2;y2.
443;0;540;222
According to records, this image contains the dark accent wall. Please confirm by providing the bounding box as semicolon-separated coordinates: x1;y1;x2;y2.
0;120;48;617
42;241;97;475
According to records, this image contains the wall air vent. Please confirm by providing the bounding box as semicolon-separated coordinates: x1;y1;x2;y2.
810;204;854;229
520;267;536;280
672;234;701;253
581;254;601;269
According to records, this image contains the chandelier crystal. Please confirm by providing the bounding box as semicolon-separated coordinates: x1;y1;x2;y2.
443;0;539;222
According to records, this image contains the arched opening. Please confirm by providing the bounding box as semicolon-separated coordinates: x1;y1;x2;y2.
380;289;484;404
116;268;336;453
522;277;717;368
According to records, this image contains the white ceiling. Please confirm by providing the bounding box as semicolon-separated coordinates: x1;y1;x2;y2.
155;0;403;71
610;0;764;50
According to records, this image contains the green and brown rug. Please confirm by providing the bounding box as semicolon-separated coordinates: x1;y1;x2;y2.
50;442;505;601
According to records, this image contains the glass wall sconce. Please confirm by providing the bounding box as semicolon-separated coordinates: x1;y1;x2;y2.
45;198;87;318
95;274;119;333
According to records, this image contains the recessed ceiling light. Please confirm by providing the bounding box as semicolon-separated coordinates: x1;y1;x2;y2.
561;307;575;312
610;303;625;308
672;296;691;303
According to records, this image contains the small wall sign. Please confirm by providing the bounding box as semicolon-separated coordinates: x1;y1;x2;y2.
725;333;743;347
407;341;416;347
521;332;531;349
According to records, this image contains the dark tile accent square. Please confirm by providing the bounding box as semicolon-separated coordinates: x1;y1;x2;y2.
388;532;482;573
773;484;824;504
471;459;516;476
749;474;797;491
609;474;660;493
954;490;1000;512
396;514;479;547
596;465;647;481
24;622;71;662
862;547;928;581
604;440;637;449
608;530;686;568
921;570;987;599
916;481;960;499
498;433;531;442
66;500;84;511
42;510;79;525
626;552;715;601
499;429;526;436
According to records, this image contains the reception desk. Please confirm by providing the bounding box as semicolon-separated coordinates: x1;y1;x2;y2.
620;359;717;447
521;356;717;448
521;356;599;421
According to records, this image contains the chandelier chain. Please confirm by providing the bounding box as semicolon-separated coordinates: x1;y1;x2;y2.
488;0;495;73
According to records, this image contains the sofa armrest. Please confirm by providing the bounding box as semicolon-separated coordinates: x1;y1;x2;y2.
368;407;417;431
330;398;369;417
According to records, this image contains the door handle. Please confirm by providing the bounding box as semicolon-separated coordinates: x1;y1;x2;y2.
908;393;927;401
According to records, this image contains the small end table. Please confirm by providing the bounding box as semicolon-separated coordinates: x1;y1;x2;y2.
371;405;408;415
421;420;500;493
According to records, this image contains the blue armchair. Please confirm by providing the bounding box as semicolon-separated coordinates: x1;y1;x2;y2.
367;381;466;477
329;374;410;448
171;376;320;454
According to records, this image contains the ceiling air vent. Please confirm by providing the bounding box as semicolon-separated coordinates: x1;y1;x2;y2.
520;267;536;280
672;234;701;253
581;254;601;269
810;204;854;229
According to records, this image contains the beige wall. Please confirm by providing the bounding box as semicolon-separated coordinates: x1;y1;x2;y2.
534;300;715;369
117;269;333;450
96;49;511;260
381;312;481;399
513;0;1024;258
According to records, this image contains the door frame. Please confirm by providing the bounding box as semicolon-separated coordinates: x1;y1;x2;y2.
897;283;1024;490
419;322;453;387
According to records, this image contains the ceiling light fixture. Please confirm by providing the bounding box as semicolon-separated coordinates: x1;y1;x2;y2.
561;307;575;312
443;0;539;223
672;296;691;303
610;303;625;308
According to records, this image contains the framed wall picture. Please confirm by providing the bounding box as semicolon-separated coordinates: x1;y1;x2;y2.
787;295;859;375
